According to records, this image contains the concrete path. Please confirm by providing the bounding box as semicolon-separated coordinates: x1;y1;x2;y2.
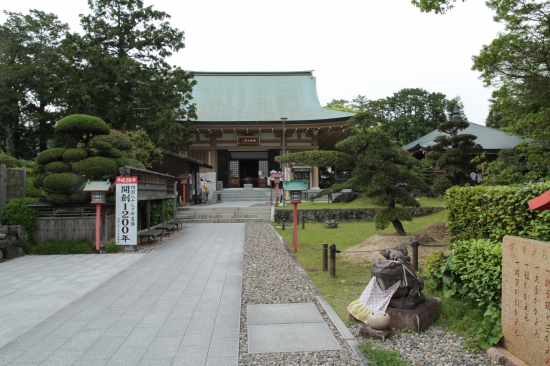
0;223;244;366
0;254;145;349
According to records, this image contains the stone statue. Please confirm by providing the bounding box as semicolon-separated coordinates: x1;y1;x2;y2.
324;219;338;228
371;243;425;310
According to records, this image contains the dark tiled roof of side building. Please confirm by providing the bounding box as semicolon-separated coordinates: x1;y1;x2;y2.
402;122;526;152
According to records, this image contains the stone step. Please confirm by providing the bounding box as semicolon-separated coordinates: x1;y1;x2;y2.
176;214;270;219
176;217;269;223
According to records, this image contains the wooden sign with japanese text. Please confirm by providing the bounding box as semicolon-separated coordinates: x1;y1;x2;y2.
502;236;549;365
115;176;138;245
237;136;260;146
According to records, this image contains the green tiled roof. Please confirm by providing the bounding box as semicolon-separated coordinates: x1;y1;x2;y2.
189;71;355;123
403;122;526;152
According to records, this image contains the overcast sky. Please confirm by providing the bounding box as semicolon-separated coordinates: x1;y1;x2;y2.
1;0;503;124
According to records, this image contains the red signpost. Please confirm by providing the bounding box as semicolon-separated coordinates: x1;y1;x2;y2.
271;172;283;206
177;173;190;206
83;180;113;253
283;180;308;252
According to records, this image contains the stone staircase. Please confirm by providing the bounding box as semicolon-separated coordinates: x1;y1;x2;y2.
176;205;271;223
210;189;271;202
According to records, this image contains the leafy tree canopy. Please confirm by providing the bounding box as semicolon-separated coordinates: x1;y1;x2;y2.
0;10;69;157
411;0;463;14
472;1;550;145
63;0;196;151
325;89;466;146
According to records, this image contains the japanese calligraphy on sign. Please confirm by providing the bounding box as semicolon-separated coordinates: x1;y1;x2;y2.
502;236;549;365
116;176;138;245
237;136;260;146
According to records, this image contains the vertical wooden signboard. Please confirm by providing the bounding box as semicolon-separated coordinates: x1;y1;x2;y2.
116;176;138;245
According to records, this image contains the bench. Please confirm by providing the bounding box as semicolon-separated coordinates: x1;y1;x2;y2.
166;221;184;230
138;229;163;244
155;223;178;236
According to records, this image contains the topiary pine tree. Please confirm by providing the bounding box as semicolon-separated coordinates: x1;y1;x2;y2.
426;110;481;186
277;112;429;236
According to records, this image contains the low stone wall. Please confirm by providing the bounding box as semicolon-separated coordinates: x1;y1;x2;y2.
0;225;28;261
274;206;443;223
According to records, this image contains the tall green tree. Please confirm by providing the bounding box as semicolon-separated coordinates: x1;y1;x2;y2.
63;0;196;151
277;112;428;236
325;89;466;146
411;0;464;14
0;10;69;158
374;88;456;146
472;1;550;145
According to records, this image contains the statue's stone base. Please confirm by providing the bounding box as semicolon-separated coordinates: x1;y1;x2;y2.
358;325;393;341
386;296;442;332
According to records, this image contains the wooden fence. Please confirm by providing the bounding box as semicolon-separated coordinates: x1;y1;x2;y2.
34;208;115;243
0;164;26;213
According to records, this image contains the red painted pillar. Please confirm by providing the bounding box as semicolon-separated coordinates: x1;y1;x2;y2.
95;203;101;252
182;183;187;206
293;203;298;252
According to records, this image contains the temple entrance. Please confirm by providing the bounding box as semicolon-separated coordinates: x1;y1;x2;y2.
227;151;270;188
240;160;257;186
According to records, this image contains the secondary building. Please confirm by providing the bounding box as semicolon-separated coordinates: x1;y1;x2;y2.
181;71;354;189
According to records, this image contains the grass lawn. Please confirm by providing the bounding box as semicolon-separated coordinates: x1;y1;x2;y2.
275;195;446;210
273;210;448;326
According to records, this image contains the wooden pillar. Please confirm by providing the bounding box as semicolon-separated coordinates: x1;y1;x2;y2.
161;199;165;223
146;200;151;229
102;209;108;246
0;164;6;213
312;166;319;189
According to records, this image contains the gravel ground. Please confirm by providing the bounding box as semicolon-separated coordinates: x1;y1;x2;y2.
240;222;363;365
242;222;498;366
349;325;498;366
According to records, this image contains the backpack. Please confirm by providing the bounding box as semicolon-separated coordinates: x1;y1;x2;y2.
204;182;209;190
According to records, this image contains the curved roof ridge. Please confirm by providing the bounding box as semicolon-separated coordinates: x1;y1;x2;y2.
192;71;314;77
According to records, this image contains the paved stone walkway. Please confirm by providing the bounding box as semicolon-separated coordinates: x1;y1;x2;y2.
0;223;244;366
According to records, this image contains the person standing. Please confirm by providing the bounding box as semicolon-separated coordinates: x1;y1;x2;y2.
200;178;207;203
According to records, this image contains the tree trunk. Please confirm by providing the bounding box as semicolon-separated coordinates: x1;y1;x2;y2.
4;123;15;156
38;102;48;151
392;219;406;236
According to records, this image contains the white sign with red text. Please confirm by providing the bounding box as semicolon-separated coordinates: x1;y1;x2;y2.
116;176;138;245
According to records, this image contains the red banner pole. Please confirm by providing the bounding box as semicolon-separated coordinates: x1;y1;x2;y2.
293;203;298;252
95;203;101;253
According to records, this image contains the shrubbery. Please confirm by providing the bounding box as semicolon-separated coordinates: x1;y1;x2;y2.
25;238;95;255
72;157;119;180
446;183;550;241
45;161;71;173
43;173;82;192
425;239;503;349
62;148;88;163
36;148;67;166
0;198;41;237
105;242;119;253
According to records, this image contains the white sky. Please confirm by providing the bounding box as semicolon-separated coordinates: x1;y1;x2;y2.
1;0;503;124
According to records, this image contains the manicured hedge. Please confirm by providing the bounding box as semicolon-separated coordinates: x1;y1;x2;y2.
72;157;118;179
43;173;82;192
446;183;550;242
56;114;110;137
36;148;67;166
62;148;88;163
45;161;71;173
